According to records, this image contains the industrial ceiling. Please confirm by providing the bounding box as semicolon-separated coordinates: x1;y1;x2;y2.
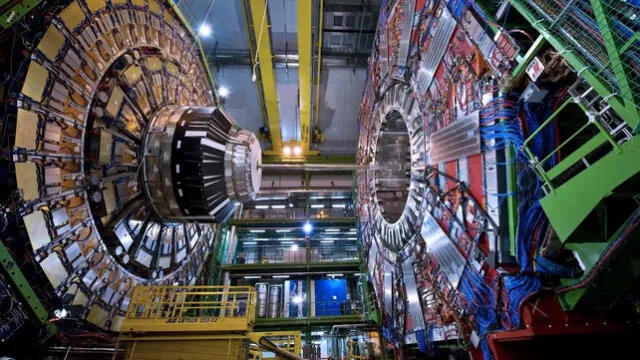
176;0;379;157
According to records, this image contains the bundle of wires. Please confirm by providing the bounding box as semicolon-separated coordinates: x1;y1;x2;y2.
458;266;498;360
502;274;541;328
415;325;436;355
479;96;525;162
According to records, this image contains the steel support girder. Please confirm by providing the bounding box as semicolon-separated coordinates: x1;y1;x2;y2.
589;0;637;113
298;0;312;151
248;0;283;151
507;0;640;129
228;217;356;227
0;0;41;29
262;154;355;164
0;240;56;337
254;315;367;328
221;262;360;274
541;136;640;241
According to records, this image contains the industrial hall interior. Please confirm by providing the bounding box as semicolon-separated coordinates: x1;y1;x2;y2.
1;0;640;359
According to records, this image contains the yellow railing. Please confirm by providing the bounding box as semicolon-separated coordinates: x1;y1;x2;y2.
249;331;302;359
122;285;256;333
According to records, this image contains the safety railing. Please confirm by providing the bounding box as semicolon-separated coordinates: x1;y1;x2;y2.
249;331;302;359
311;300;365;317
520;77;633;194
232;246;360;265
509;0;640;128
123;285;256;333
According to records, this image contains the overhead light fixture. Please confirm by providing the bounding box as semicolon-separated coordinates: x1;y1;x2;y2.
325;228;340;232
320;240;334;244
331;203;346;208
249;230;266;233
293;146;302;156
281;241;294;245
255;205;269;209
322;237;339;240
218;86;229;97
198;23;212;37
243;276;262;279
271;204;285;209
347;237;357;240
273;275;290;279
291;244;299;251
303;221;312;234
327;273;343;278
283;146;292;156
276;229;292;233
243;241;258;245
311;204;324;209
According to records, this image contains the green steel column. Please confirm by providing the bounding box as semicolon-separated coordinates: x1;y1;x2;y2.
507;0;640;129
0;240;55;337
589;0;638;115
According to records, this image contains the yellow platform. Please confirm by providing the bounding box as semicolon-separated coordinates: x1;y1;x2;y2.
116;285;301;360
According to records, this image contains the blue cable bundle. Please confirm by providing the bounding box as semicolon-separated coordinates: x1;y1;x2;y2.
523;102;556;169
516;201;546;270
459;266;498;359
415;326;436;354
447;0;470;19
503;274;541;328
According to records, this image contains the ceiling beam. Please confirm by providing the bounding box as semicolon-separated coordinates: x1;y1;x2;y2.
208;51;369;67
298;0;312;151
248;0;283;151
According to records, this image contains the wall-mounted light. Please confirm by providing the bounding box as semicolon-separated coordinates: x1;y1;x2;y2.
218;86;229;97
198;23;212;37
303;221;312;234
282;141;303;157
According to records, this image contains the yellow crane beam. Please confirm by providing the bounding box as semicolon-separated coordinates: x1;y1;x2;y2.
297;0;312;151
248;0;282;151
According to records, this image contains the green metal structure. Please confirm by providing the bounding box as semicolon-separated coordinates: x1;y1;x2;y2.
0;0;40;30
0;240;56;337
506;0;640;310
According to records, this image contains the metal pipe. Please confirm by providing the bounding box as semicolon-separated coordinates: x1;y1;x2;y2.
330;323;371;335
258;337;303;360
229;270;359;278
47;347;123;354
314;0;325;127
260;163;360;171
259;187;352;193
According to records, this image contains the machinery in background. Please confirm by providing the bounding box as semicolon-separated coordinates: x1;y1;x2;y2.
357;0;640;359
0;0;260;353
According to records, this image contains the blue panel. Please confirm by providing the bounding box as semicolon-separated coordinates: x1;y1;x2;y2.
314;279;347;316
